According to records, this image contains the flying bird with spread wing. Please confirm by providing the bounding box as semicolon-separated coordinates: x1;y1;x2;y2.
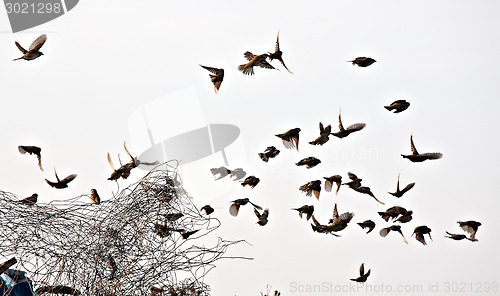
200;65;224;94
18;145;43;171
292;205;314;220
258;146;280;162
457;220;481;241
389;174;415;198
324;175;342;195
268;31;293;74
379;225;408;244
229;198;262;216
276;128;301;151
331;112;366;139
309;122;331;146
378;206;408;222
357;220;376;234
238;51;275;75
13;34;47;61
348;57;376;67
412;226;432;245
295;156;321;169
350;263;371;282
444;231;472;241
254;208;269;226
299;180;322;200
401;135;442;162
385;100;410;113
241;176;260;188
45;168;77;189
310;204;354;236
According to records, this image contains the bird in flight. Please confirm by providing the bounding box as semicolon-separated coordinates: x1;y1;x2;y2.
412;225;432;245
229;198;262;216
357;220;376;234
200;65;224;94
457;220;481;241
309;122;332;146
238;51;275;75
241;175;260;188
350;263;371;282
13;34;47;61
254;208;269;226
343;172;362;190
276;128;301;151
299;180;322;200
324;175;342;195
348;57;376;67
379;225;408;244
107;142;138;180
296;156;321;169
395;210;413;223
378;206;408;222
385;100;410;113
201;205;214;215
401;135;442;162
258;146;280;162
352;185;385;205
388;174;415;198
18;145;43;171
268;31;293;74
45;168;77;189
292;205;314;220
311;204;354;236
444;231;472;241
331;112;366;139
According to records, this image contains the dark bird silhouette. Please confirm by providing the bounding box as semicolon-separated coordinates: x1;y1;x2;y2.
331;112;366;138
107;255;117;278
385;100;410;113
352;186;385;205
45;168;77;189
299;180;322;200
90;189;100;205
458;220;481;241
18;145;43;171
351;263;371;282
107;142;139;180
324;175;342;195
258;146;280;162
310;122;332;146
210;166;231;180
238;51;275;75
357;220;376;234
311;204;354;236
13;34;47;61
0;257;17;274
200;65;224;94
276;128;301;151
181;229;200;239
379;225;408;244
348;57;376;67
201;205;214;215
389;174;415;198
444;231;472;241
254;208;269;226
241;175;260;188
296;156;321;169
20;193;38;205
395;210;413;223
268;31;293;74
35;285;81;295
292;205;314;220
378;206;408;222
401;135;443;162
413;226;432;245
343;172;362;189
229;168;246;181
229;198;262;216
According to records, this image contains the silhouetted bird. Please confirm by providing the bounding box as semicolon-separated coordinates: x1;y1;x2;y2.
357;220;376;234
230;168;246;181
276;128;301;151
18;145;43;171
413;226;432;245
181;229;200;239
200;65;224;94
401;135;443;162
13;34;47;61
254;208;269;226
350;263;370;282
331;112;366;138
20;193;38;205
343;172;362;189
201;205;214;215
90;189;100;205
268;31;293;74
35;285;81;296
311;204;354;235
378;206;408;222
210;166;231;180
385;100;410;113
457;220;481;241
0;257;17;274
352;186;385;205
241;175;260;188
107;142;138;180
309;122;331;146
229;198;262;216
238;52;275;75
259;146;280;162
380;225;408;244
45;168;77;189
292;205;314;220
395;210;413;223
348;57;376;67
299;180;322;200
389;174;415;198
444;231;472;241
324;175;342;195
296;156;321;169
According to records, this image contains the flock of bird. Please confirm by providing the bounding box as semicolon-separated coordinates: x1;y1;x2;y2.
11;31;483;289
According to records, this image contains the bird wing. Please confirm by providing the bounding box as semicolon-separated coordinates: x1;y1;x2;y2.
261;209;269;219
254;208;262;219
54;167;60;182
249;201;263;210
379;227;390;237
339;212;354;223
61;174;77;184
29;34;47;52
348;172;358;181
360;263;364;276
410;135;419;155
421;152;443;160
200;64;222;75
319;122;324;133
400;182;416;194
396;173;400;191
322;124;332;135
324;179;333;192
123;141;135;162
229;203;240;216
244;51;255;61
279;58;293;74
15;42;27;54
275;31;280;52
107;153;116;171
415;233;426;245
213;80;222;94
255;58;276;70
293;136;299;152
338;113;344;131
332;204;339;220
345;123;366;132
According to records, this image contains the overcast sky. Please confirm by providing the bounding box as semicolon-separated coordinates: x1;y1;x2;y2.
1;1;500;295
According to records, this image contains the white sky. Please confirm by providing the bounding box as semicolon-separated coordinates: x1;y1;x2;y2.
1;1;500;295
